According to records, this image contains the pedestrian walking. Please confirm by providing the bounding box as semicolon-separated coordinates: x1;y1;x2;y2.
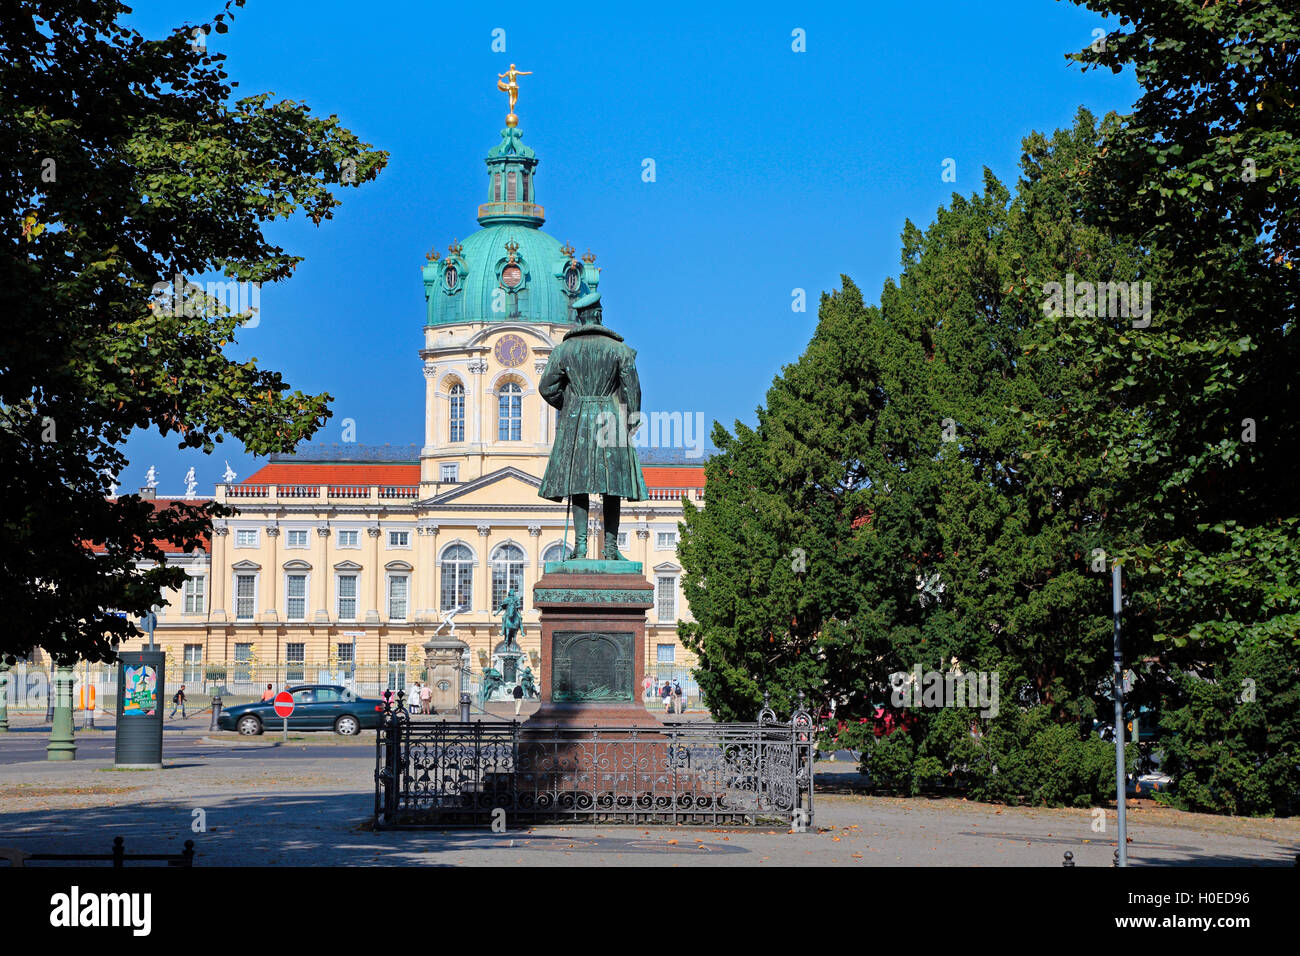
408;680;422;714
643;674;653;699
169;684;187;719
513;681;524;716
420;682;433;715
673;680;683;714
661;681;672;714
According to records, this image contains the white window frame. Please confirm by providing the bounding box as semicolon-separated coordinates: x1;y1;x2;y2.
284;571;309;622
337;529;360;549
235;528;259;549
656;575;677;622
387;530;411;550
286;529;309;549
655;530;677;550
387;573;410;622
657;643;676;664
182;574;206;614
234;572;259;621
336;572;359;621
440;462;460;482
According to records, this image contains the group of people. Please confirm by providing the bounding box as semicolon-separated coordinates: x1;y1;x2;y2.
405;680;435;715
646;678;686;714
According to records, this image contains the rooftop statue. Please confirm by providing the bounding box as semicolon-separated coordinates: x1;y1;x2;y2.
538;292;649;560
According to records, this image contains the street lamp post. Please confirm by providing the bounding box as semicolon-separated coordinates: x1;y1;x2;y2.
1112;562;1128;867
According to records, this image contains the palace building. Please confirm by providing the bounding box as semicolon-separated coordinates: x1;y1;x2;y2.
114;92;707;701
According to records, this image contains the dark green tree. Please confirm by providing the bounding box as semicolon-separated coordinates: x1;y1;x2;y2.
0;0;387;662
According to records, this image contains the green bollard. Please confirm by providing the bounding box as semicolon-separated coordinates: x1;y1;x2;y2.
47;663;77;760
0;661;9;733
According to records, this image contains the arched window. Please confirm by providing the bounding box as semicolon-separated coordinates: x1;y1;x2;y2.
507;171;517;202
493;173;501;202
498;381;522;441
542;542;565;564
521;172;530;201
491;543;526;609
440;543;473;612
448;383;465;442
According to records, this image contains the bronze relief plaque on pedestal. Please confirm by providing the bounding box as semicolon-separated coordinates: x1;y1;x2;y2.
551;631;634;702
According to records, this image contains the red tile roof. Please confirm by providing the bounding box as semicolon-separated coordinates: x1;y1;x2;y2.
242;462;707;489
244;463;420;485
86;499;211;554
643;466;706;488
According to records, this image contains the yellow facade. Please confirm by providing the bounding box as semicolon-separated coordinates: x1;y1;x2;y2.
116;321;704;694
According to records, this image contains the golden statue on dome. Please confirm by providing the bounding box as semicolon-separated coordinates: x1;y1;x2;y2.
497;64;532;127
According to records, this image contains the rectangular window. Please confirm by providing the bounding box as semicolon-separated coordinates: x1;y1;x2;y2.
337;574;358;620
440;463;459;482
235;529;258;548
234;643;253;684
507;170;517;202
286;529;308;549
617;532;629;549
285;573;307;621
337;530;359;549
183;575;206;614
235;574;256;620
286;642;305;683
656;531;676;549
657;643;676;664
388;575;409;621
183;644;203;683
387;644;407;692
656;576;677;622
388;530;410;549
336;642;354;665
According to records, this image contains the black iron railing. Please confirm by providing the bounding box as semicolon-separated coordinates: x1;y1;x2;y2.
373;693;815;829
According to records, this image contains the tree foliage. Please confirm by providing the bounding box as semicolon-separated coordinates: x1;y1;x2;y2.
0;0;387;661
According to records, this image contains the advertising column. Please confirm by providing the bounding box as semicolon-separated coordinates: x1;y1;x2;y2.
115;620;165;768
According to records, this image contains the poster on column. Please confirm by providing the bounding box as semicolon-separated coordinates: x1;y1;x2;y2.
122;664;158;715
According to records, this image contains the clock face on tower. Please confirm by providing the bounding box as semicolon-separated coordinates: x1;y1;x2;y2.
494;334;528;369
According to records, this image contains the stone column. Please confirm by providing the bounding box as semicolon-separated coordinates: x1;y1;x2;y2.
468;358;487;448
365;525;382;623
477;524;491;615
313;523;331;622
210;526;229;621
418;522;439;621
423;361;438;453
263;525;279;622
534;360;549;444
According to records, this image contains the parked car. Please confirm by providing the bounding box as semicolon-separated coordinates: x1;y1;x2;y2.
217;685;387;736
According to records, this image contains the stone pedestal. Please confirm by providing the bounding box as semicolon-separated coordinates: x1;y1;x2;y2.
528;558;659;727
422;635;468;715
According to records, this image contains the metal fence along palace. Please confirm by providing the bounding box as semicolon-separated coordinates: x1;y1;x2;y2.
373;695;816;828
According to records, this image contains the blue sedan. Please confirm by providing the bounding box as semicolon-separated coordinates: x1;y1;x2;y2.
217;685;388;736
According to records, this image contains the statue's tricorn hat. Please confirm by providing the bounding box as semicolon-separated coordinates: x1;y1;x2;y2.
574;291;602;323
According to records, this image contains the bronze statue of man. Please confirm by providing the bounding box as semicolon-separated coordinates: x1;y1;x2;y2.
538;292;648;559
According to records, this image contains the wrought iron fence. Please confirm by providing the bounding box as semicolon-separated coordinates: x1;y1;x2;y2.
373;693;815;829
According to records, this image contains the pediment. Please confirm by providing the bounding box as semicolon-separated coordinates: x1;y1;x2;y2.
333;560;363;572
422;466;543;506
231;559;261;571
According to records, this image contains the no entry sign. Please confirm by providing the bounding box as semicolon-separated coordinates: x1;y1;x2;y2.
273;692;295;718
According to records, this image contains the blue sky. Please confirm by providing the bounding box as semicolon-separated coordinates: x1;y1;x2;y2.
118;0;1138;495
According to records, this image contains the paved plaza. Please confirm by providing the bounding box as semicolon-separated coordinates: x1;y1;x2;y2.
1;721;1295;867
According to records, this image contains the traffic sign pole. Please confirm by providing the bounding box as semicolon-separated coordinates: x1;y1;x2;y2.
272;691;295;744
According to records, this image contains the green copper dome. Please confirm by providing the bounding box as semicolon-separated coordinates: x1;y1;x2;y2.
422;124;599;326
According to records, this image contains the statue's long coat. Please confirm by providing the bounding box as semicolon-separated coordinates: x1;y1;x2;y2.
538;324;649;501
